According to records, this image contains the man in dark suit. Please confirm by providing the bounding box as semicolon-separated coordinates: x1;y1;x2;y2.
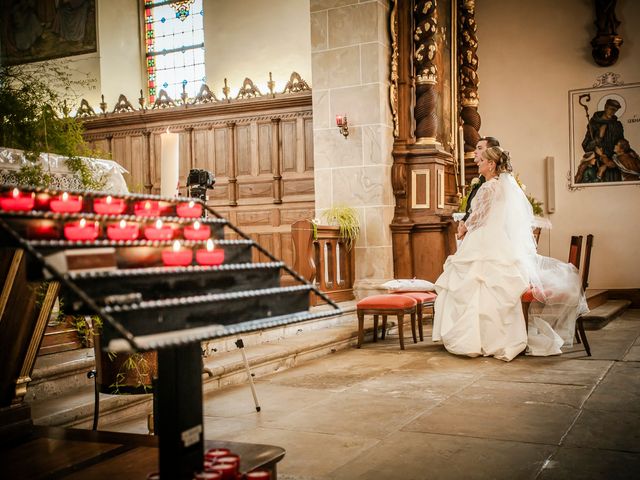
458;136;500;240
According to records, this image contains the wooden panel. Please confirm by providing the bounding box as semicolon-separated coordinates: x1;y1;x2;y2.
238;181;273;200
304;118;314;171
280;232;294;267
281;121;297;172
209;183;228;203
193;128;212;173
129;135;146;192
213;128;228;177
281;208;314;224
236;125;252;176
258;123;272;174
283;178;314;197
111;137;132;189
236;210;272;227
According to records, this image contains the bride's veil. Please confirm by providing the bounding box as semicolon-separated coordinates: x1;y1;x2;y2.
498;173;588;347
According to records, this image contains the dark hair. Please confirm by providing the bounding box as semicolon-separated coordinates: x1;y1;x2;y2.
483;146;513;174
479;136;500;148
617;138;630;153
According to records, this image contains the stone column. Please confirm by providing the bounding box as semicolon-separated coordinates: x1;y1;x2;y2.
310;0;395;297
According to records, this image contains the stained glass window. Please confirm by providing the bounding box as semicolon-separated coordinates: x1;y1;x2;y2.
144;0;205;103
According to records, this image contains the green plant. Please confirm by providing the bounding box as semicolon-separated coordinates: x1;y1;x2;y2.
320;205;360;251
0;62;106;190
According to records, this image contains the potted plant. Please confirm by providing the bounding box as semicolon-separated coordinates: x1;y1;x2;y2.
317;205;360;251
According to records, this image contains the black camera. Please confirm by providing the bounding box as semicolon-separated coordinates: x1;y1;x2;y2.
187;169;216;189
187;169;215;203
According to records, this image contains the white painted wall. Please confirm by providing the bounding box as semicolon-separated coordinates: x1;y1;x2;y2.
204;0;312;96
476;0;640;288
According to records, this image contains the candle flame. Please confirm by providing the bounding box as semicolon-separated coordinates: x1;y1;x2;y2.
119;219;127;229
79;218;86;228
62;192;69;201
12;188;19;198
155;219;163;229
145;201;151;210
189;201;194;208
193;221;200;230
106;195;112;204
206;239;214;252
172;240;181;252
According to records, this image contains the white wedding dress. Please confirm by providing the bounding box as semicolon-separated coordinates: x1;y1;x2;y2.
432;174;588;362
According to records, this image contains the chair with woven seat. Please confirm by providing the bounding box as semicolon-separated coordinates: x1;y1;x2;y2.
356;294;417;350
391;291;436;341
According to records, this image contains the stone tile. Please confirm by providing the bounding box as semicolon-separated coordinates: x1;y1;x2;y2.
623;345;640;361
203;415;263;441
264;390;424;439
563;409;640;453
363;205;394;247
360;42;389;84
405;391;578;445
330;431;556;480
310;11;328;52
311;89;330;129
538;447;640;480
328;3;379;48
311;0;357;13
313;168;332;210
332;164;390;207
227;427;378;477
313;127;363;169
330;84;384;126
482;356;612;386
400;350;506;376
362;124;394;166
582;362;640;412
354;245;394;280
311;45;360;90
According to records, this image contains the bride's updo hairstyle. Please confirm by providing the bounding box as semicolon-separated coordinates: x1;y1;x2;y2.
483;146;513;174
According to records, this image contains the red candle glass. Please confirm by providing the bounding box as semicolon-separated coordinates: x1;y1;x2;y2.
176;200;203;218
94;195;126;215
245;471;271;480
134;200;160;217
196;239;224;266
107;220;139;241
0;188;35;211
204;448;230;463
26;221;59;239
162;240;193;267
207;464;236;480
64;218;100;241
183;220;211;240
144;219;174;240
50;192;83;213
194;472;222;480
217;455;240;470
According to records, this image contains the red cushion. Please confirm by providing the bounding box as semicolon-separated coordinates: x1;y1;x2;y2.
357;294;417;310
394;291;437;303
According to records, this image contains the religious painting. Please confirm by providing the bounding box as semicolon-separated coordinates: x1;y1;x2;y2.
434;0;454;153
0;0;97;66
569;79;640;188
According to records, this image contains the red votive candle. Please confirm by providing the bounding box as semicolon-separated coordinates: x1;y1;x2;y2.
204;448;230;462
162;240;192;266
50;192;83;213
144;219;174;240
134;200;160;217
196;239;224;266
183;220;211;240
0;188;35;211
245;471;271;480
107;219;139;241
94;195;126;215
194;472;222;480
207;464;236;480
217;455;240;471
26;221;59;239
176;200;202;218
64;218;100;241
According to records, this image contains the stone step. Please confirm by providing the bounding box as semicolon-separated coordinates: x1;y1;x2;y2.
27;301;364;429
582;299;632;330
586;289;608;310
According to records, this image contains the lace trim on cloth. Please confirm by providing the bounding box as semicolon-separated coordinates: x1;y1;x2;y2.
464;178;499;234
0;148;129;194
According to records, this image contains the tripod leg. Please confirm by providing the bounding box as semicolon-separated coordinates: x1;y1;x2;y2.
235;339;261;412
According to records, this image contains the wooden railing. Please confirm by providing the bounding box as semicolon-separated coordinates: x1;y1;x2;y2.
291;220;355;305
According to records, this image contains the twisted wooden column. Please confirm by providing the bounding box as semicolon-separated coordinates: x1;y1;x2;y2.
413;0;438;142
458;0;481;174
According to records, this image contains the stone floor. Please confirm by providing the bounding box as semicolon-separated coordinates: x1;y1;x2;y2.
107;309;640;479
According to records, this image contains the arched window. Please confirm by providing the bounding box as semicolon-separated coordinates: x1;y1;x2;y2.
143;0;205;103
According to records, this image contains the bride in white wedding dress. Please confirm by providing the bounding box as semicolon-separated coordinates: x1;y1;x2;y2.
432;146;588;362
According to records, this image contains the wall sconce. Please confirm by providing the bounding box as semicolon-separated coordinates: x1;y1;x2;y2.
336;114;349;138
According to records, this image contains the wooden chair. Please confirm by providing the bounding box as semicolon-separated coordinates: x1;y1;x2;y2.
391;291;436;341
521;235;591;356
356;295;417;350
